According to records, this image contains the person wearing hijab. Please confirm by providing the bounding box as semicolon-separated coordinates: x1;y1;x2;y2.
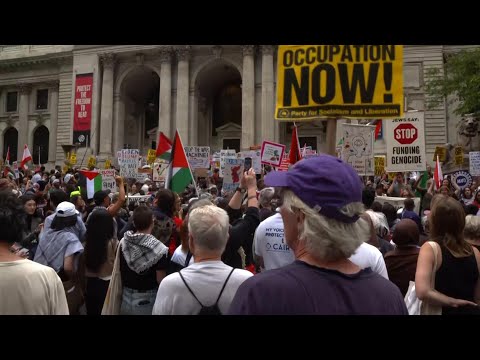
384;218;421;297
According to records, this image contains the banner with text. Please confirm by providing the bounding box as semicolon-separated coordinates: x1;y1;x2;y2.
73;73;93;147
184;146;210;169
275;45;403;120
385;111;426;173
340;124;375;176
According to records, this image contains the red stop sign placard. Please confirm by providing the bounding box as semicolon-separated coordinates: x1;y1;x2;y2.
394;123;417;144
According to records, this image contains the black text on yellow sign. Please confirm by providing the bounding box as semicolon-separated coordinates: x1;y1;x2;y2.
275;45;404;120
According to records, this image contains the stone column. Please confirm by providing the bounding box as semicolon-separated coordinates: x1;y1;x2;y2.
17;83;31;160
261;45;276;142
47;81;59;165
241;45;255;150
325;119;337;156
113;92;124;155
189;87;198;145
158;46;173;140
175;46;191;144
99;53;116;157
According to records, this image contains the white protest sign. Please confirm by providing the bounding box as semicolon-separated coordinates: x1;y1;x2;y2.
341;124;375;176
261;141;286;167
238;150;262;173
220;149;236;177
222;158;245;192
384;111;426;172
100;169;117;192
184;146;210;169
153;162;169;182
469;151;480;176
118;149;141;179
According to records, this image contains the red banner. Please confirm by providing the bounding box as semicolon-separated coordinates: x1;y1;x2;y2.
73;73;93;147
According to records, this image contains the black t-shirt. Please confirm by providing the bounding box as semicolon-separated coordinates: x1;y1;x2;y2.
120;250;169;291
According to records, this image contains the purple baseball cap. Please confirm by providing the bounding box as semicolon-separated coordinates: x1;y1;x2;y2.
264;154;363;223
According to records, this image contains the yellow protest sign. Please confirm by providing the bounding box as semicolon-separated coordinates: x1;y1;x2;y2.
374;156;386;176
147;149;157;165
433;146;446;162
63;165;69;173
70;153;77;165
455;146;464;165
104;159;111;169
388;172;396;181
275;45;403;120
87;156;96;168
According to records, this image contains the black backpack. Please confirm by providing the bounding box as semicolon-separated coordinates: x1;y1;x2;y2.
179;268;235;315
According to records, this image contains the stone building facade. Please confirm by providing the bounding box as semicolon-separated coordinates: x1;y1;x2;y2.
0;45;477;167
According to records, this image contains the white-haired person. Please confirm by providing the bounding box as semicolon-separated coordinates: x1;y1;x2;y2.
465;215;480;252
152;205;253;315
229;155;407;315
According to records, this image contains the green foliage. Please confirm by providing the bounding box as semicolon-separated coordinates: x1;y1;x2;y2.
425;48;480;115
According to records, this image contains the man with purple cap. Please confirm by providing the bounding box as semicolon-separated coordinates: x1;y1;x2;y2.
228;155;407;315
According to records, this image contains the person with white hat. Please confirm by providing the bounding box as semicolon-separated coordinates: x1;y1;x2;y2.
34;201;85;314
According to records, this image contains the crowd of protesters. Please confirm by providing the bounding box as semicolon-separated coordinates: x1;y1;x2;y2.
1;156;479;315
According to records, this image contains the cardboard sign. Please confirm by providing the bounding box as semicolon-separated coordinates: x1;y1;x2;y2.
223;158;244;192
276;45;403;120
153;162;169;182
469;151;480;176
238;150;262;173
100;169;117;192
261;141;286;167
340;124;375;176
118;149;140;179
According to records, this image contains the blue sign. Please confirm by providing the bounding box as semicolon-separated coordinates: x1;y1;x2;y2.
452;170;472;190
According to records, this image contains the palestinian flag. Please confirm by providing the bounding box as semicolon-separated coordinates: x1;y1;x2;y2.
415;171;429;197
79;170;102;199
156;132;173;161
166;130;194;194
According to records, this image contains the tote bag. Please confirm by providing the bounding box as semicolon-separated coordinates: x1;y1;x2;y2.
404;241;442;315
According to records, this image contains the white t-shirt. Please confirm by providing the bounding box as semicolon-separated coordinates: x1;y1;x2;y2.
0;260;69;315
253;213;295;271
349;242;389;279
152;260;253;315
171;245;194;267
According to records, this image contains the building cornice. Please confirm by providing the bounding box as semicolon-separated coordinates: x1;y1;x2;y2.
0;53;73;71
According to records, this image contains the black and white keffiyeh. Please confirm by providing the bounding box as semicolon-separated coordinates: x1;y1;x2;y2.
121;231;168;274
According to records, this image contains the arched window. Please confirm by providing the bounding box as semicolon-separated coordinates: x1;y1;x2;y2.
32;126;49;164
3;127;18;161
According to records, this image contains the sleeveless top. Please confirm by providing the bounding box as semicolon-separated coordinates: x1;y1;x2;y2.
435;245;480;315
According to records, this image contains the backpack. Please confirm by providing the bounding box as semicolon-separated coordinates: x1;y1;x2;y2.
179;268;235;315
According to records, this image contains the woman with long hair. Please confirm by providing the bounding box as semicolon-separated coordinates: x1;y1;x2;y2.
415;195;480;315
17;193;43;259
84;209;117;315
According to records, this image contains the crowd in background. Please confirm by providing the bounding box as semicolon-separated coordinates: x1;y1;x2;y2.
1;156;479;315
